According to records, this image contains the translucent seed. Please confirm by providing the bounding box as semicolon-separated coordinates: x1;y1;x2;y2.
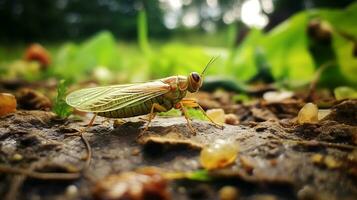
0;93;17;117
200;139;238;170
206;109;225;126
297;103;318;124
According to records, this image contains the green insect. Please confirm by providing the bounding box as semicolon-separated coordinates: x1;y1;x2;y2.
66;57;222;135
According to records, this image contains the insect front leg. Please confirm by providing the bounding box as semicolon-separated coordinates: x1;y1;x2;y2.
175;102;197;135
179;98;224;129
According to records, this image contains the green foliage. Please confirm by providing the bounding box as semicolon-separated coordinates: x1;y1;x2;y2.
53;31;121;82
229;29;263;82
1;4;356;90
158;109;181;117
186;108;207;121
53;80;72;118
334;86;357;100
229;3;357;88
185;170;212;181
331;33;357;86
232;94;251;103
262;12;315;85
149;43;211;79
138;10;151;57
158;108;207;121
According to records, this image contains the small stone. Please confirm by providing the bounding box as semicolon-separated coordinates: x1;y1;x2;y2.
12;153;23;161
131;148;141;156
324;155;341;169
224;114;239;125
347;150;357;162
310;154;323;165
24;43;51;69
219;186;239;200
263;91;293;103
93;66;113;84
93;169;170;200
297;103;318;124
66;185;78;198
16;88;51;111
250;194;278;200
206;109;225;126
297;185;316;200
317;109;331;120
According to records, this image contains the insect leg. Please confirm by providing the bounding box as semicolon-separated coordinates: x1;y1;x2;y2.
83;114;97;169
64;113;96;171
180;98;224;129
139;103;167;137
176;102;197;135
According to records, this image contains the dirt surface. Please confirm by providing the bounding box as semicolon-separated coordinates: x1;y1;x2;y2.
0;101;357;200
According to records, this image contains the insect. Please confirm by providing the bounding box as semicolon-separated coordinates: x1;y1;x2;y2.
66;57;222;136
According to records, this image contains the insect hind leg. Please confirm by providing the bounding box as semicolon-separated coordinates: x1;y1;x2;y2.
138;103;167;138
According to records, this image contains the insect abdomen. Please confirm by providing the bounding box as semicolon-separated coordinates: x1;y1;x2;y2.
97;96;171;118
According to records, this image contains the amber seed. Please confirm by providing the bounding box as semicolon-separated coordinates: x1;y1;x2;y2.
0;93;17;117
200;139;239;170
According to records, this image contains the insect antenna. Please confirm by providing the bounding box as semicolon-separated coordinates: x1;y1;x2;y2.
201;55;219;77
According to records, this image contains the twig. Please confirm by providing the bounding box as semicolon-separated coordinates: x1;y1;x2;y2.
306;61;333;102
0;165;80;180
4;165;35;200
274;139;356;151
292;140;356;151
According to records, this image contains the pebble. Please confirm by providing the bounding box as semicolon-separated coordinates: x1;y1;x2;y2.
219;186;239;200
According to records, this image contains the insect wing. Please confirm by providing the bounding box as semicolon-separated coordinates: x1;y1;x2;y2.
66;81;170;112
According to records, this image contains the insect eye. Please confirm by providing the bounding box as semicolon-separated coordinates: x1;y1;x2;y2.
191;73;200;82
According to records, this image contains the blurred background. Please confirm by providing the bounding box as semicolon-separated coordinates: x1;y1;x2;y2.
0;0;356;90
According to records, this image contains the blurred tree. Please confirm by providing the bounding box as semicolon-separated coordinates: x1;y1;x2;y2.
0;0;167;42
0;0;354;42
265;0;354;31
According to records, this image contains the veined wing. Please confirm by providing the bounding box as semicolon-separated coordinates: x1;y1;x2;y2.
66;81;171;112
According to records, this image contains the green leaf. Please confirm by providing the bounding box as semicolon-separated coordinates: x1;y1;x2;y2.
158;108;181;117
53;79;72;118
150;43;210;79
187;108;207;121
262;12;315;85
331;33;357;86
53;31;120;81
230;28;263;82
186;170;212;181
334;86;357;100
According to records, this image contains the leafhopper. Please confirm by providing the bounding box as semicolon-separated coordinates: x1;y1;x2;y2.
66;57;222;135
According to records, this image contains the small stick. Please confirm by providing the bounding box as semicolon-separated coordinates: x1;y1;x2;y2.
273;139;356;151
0;165;80;180
306;61;333;102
